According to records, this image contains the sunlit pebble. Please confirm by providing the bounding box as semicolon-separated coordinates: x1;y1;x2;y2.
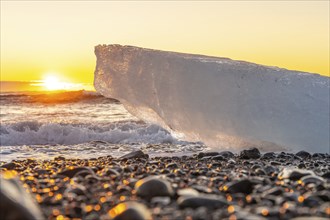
119;196;126;201
185;216;193;220
48;192;54;197
99;196;107;203
123;179;129;185
261;209;269;216
85;205;93;212
246;195;252;203
43;188;51;193
227;195;233;202
107;192;113;196
36;194;43;203
55;194;63;201
283;202;290;209
298;196;304;203
52;209;60;216
94;204;101;211
227;205;235;213
326;207;330;215
53;186;59;191
56;215;64;220
229;214;237;220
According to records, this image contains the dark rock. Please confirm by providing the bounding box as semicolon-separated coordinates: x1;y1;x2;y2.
166;163;178;169
290;218;329;220
264;165;277;175
310;190;330;202
225;179;254;194
255;168;266;176
296;151;311;159
321;172;330;179
301;175;325;185
1;162;16;170
104;168;121;177
177;195;227;209
197;152;219;158
240;148;261;159
262;187;283;196
218;151;235;158
298;163;306;169
58;167;94;178
108;202;152;220
120;150;148;159
0;177;45;220
270;161;281;166
135;176;174;199
261;152;275;159
278;168;314;180
211;155;225;161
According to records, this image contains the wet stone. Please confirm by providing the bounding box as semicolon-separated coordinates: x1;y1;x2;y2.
108;202;152;220
321;172;330;179
58;167;94;178
135;176;174;199
301;175;325;185
211;155;226;161
1;162;16;170
296;151;311;159
120;150;148;160
261;152;275;159
278;168;315;180
218;151;235;158
166;163;178;169
197;152;219;159
225;179;254;194
0;177;45;220
239;147;261;159
177;195;227;209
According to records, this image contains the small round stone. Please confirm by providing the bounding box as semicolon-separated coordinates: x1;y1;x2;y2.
135;176;174;199
108;202;152;220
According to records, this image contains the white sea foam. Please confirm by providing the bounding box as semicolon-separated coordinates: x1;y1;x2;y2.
0;121;182;146
94;45;330;153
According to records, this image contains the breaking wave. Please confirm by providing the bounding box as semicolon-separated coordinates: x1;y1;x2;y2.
0;121;184;146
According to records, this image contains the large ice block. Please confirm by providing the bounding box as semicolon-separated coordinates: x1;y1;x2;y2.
94;44;329;152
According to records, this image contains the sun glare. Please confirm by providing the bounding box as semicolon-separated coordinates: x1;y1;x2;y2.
29;73;94;91
43;75;63;90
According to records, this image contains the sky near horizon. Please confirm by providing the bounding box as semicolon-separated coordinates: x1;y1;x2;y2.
1;1;329;85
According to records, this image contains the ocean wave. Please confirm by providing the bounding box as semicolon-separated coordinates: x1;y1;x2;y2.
0;90;119;105
0;121;184;146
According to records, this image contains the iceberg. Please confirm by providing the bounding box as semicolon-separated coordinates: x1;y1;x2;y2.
94;44;330;153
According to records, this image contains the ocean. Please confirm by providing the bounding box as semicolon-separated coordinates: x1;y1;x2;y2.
0;90;205;162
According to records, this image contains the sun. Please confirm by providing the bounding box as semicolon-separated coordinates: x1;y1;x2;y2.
42;75;64;90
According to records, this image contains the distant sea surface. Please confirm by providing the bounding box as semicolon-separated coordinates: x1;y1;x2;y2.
0;90;205;162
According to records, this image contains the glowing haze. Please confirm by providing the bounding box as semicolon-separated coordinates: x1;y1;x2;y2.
1;1;329;88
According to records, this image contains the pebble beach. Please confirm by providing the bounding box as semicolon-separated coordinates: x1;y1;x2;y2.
1;147;329;220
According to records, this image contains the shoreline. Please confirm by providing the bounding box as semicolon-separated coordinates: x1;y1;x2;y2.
1;147;329;220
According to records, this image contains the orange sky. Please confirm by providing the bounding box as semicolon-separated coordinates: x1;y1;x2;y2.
1;1;329;85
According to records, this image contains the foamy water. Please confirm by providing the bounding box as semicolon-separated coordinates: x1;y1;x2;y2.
0;91;205;162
